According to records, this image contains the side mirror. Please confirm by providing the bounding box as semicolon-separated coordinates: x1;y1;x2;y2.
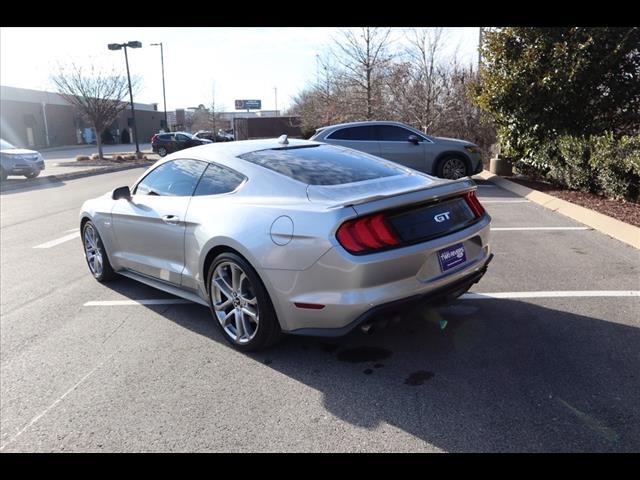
112;186;131;200
408;135;420;145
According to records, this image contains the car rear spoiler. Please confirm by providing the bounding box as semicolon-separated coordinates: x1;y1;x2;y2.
307;174;478;214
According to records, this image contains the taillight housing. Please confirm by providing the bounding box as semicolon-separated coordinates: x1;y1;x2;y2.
151;134;158;143
463;190;485;218
336;213;400;254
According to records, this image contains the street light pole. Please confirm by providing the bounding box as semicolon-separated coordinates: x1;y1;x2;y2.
122;46;140;154
274;87;278;116
108;41;142;154
151;42;168;132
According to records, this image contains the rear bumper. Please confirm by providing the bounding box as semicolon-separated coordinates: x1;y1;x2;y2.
290;253;493;337
264;214;491;335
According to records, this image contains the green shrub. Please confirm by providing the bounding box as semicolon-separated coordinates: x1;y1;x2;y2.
514;133;640;202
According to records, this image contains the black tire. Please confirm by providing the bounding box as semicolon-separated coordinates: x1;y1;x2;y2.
436;155;470;180
207;251;281;352
25;171;40;179
82;221;116;282
158;146;167;157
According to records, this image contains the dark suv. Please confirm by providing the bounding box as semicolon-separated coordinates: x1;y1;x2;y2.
151;132;212;157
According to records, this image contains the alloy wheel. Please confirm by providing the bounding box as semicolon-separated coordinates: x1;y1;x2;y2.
442;158;467;180
83;224;104;277
211;261;259;344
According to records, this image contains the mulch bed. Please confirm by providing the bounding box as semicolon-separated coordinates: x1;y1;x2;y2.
507;176;640;228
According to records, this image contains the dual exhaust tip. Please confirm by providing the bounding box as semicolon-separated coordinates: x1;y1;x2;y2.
360;315;402;334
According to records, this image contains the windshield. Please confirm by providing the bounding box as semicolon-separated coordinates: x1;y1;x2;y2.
0;139;16;150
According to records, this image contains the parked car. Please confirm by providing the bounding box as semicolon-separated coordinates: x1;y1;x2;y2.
0;138;45;181
193;130;228;143
151;131;212;157
310;121;483;180
79;136;492;351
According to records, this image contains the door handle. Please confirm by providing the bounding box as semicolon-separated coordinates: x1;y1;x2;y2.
162;215;180;225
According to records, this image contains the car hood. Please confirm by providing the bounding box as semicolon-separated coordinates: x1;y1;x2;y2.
0;148;39;155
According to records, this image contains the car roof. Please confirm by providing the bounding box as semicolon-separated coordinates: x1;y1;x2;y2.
157;138;322;174
316;120;415;131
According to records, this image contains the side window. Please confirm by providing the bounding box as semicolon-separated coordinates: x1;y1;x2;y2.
135;159;207;197
176;134;190;142
327;126;375;141
376;125;420;142
193;163;246;196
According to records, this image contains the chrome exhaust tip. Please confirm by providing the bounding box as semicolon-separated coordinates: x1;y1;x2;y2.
360;323;373;334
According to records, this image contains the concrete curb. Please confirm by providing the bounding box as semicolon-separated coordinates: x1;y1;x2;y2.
478;170;640;250
0;161;155;193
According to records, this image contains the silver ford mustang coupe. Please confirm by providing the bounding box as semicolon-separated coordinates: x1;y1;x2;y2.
80;137;492;351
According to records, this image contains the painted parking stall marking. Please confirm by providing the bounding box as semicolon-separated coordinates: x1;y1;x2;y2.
33;231;80;249
83;291;640;308
84;299;193;306
491;227;590;231
461;290;640;300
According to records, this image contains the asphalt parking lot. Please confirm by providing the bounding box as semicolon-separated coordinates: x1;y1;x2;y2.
1;168;639;452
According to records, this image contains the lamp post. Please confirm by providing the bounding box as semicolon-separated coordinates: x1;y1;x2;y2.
150;42;168;132
108;41;142;154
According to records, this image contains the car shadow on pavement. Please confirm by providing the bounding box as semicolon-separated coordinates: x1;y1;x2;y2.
104;277;640;452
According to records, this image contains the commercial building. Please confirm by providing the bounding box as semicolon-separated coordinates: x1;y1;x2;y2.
167;108;281;133
0;85;163;149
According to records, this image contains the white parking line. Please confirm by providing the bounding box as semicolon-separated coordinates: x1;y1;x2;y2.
65;228;80;233
84;299;192;306
491;227;590;231
461;291;640;300
83;291;640;308
33;231;80;249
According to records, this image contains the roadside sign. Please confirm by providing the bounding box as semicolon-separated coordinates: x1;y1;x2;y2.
235;99;261;110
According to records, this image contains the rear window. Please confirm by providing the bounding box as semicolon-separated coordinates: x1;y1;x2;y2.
238;144;403;186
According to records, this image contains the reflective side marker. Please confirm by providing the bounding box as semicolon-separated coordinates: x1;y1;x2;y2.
294;303;325;310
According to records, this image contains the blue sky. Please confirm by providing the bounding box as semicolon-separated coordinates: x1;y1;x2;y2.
1;27;480;113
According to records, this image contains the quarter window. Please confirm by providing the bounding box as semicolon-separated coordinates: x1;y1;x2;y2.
135;159;208;196
193;163;246;196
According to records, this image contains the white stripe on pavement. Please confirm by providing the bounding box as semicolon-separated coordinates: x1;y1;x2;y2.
65;228;80;233
491;227;590;231
33;231;80;249
84;291;640;308
461;291;640;300
84;299;193;306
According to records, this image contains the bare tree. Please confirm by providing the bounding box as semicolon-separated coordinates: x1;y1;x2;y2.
405;27;446;133
332;27;393;120
52;64;135;159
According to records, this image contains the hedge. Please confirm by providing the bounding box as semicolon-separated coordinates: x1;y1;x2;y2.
513;133;640;202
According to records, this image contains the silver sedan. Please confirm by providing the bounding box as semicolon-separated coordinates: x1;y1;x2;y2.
80;137;492;351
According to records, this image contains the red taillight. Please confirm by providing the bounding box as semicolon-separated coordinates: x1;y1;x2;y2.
336;213;400;254
151;134;158;143
464;190;485;218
